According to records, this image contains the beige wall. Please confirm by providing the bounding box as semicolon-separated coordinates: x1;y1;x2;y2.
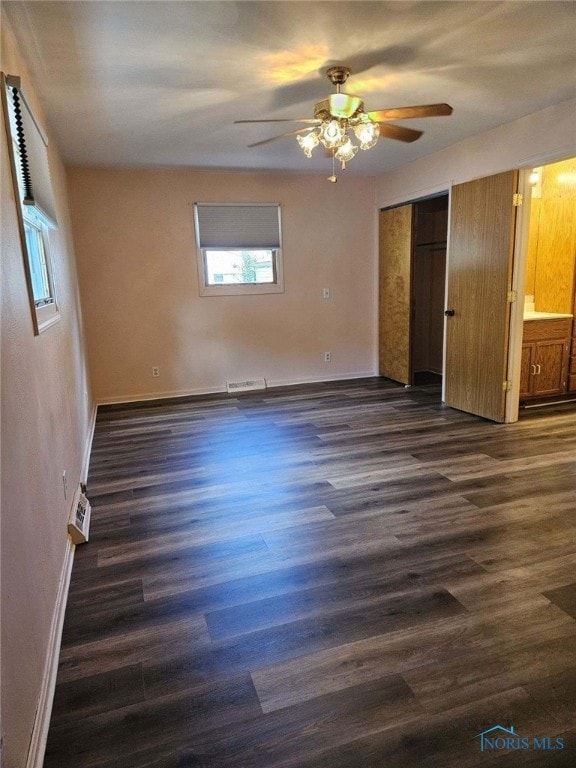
375;98;576;209
67;168;377;403
1;15;93;768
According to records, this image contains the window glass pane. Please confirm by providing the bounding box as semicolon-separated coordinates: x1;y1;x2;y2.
204;250;275;286
24;220;51;303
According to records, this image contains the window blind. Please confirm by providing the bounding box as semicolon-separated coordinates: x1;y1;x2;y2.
195;203;281;249
5;75;58;227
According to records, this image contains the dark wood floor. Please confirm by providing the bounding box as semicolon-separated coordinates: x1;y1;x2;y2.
45;378;576;767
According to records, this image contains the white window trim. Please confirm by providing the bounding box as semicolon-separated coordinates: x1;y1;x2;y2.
22;209;60;332
194;203;284;297
36;301;61;332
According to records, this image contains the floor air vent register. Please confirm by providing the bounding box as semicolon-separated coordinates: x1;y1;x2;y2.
67;488;91;545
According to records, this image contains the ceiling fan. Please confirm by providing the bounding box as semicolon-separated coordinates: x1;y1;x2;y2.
235;66;452;181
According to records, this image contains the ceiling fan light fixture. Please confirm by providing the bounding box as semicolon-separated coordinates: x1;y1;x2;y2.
318;119;346;149
238;64;452;183
297;130;320;157
353;118;380;150
335;138;358;163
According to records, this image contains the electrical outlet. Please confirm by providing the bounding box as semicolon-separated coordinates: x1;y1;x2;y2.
324;352;331;362
323;287;330;299
152;366;160;377
62;471;68;500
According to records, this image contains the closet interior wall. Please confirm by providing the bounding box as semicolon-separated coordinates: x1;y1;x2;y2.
411;196;448;380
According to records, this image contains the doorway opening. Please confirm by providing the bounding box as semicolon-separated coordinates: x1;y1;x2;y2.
411;195;448;386
516;156;576;411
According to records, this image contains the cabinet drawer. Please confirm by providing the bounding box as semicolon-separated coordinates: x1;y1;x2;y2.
523;318;572;342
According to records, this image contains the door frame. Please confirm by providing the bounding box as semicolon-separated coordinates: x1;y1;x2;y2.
504;168;532;422
505;150;576;422
379;192;450;387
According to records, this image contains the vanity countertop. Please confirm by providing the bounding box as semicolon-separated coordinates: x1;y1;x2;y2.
523;311;573;320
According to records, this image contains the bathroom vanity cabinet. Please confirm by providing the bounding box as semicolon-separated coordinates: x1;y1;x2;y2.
520;317;572;399
570;292;576;393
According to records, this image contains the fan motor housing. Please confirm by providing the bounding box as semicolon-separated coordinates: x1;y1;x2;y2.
314;94;364;121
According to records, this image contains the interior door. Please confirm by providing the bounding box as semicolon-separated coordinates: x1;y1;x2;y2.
379;204;413;384
445;171;518;421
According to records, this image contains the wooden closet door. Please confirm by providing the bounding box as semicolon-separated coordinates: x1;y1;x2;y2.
445;171;518;422
379;204;413;384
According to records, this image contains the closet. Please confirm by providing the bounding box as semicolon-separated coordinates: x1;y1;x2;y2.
378;194;448;386
411;197;447;383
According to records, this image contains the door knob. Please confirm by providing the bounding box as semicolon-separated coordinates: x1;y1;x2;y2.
444;309;455;317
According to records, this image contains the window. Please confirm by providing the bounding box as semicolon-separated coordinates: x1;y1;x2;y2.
2;72;59;332
24;216;52;302
194;203;283;296
204;250;276;285
22;213;59;328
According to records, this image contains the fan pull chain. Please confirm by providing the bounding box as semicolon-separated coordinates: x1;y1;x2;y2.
328;149;337;183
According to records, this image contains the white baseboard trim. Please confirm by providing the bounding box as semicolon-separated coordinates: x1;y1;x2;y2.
25;538;75;768
95;372;380;406
25;404;96;767
266;371;378;389
81;403;98;482
96;384;227;405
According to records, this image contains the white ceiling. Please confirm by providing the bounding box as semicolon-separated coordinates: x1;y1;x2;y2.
4;1;576;176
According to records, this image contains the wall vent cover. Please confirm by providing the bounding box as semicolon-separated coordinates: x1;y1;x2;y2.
68;490;91;545
226;378;266;393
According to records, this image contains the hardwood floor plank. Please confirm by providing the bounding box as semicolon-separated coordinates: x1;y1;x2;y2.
543;581;576;619
44;675;261;768
143;587;466;700
289;687;562;768
523;667;576;731
125;675;422;768
204;582;467;642
250;598;575;716
326;452;501;488
94;505;335;556
437;450;576;482
57;616;210;684
49;664;146;727
402;632;576;714
96;532;270;568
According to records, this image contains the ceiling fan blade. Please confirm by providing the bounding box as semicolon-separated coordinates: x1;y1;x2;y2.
368;103;453;121
247;127;313;148
378;123;423;143
235;118;320;125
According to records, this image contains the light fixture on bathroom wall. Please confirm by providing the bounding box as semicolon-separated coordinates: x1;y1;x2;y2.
529;167;542;198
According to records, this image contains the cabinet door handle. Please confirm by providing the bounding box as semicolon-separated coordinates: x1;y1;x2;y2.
530;365;536;375
536;364;541;374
